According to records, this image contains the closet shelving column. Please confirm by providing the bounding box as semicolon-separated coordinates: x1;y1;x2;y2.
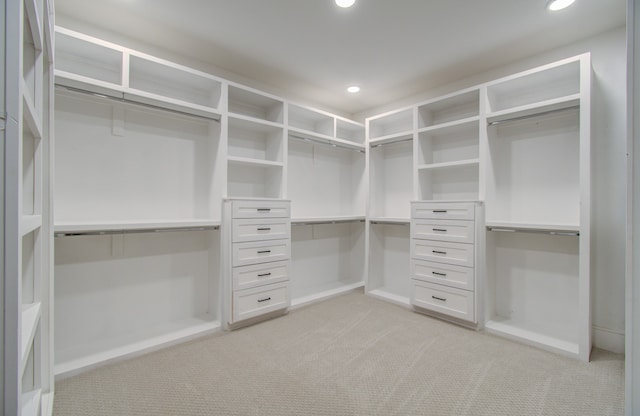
286;104;366;306
365;108;414;306
52;27;225;377
4;0;55;414
226;84;285;199
483;54;591;360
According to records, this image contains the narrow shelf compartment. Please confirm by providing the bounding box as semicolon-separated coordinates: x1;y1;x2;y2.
368;222;411;302
486;94;580;126
55;27;123;86
123;90;222;121
417;118;479;166
21;388;42;416
228;163;283;199
336;118;365;145
486;57;580;113
21;302;41;370
228;115;284;164
368;107;413;140
418;163;479;201
369;131;413;147
54;219;220;235
369;138;413;219
228;85;283;124
288;104;334;137
417;89;479;129
484;319;579;357
291;221;365;308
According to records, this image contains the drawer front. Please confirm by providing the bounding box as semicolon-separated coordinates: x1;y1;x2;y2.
412;202;475;221
233;239;290;267
232;218;290;243
411;280;475;322
412;219;474;244
411;259;474;291
233;261;289;291
233;282;289;322
411;240;474;267
232;200;290;219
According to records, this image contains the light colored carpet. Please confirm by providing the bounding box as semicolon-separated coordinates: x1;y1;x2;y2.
53;291;624;416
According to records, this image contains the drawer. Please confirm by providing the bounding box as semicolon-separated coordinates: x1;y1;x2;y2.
233;261;289;291
233;218;290;243
232;200;290;219
233;282;289;323
411;239;474;267
412;219;474;244
411;280;475;322
411;259;474;291
233;239;290;267
412;202;475;221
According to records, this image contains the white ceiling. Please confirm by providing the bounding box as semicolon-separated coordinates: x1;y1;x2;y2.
54;0;626;115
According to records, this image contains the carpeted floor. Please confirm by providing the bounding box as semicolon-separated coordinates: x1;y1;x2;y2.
53;291;624;416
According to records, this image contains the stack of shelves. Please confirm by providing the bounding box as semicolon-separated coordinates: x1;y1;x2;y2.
227;85;285;199
287;104;366;306
483;55;591;360
4;0;55;414
53;27;224;378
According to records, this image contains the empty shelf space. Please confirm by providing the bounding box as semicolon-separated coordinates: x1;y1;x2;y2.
54;219;220;234
228;113;283;129
123;90;222;120
369;131;413;147
486;94;580;125
417;159;480;170
417;89;479;129
485;319;580;358
21;302;41;368
368;108;413;140
418;116;480;134
367;288;411;308
228;85;283;123
55;315;221;379
288;126;333;142
227;156;284;168
288;104;334;137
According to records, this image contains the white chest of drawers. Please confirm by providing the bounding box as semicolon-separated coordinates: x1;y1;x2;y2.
224;199;291;327
410;201;483;325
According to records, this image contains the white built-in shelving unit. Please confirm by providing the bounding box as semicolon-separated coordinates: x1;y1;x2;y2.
4;0;55;414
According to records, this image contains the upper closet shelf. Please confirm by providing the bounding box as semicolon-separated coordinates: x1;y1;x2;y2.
485;221;580;234
486;94;580;126
369;217;410;225
289;128;365;152
54;219;221;236
227;156;284;168
291;215;366;225
417;159;480;171
417;116;479;134
228;113;283;129
369;132;413;147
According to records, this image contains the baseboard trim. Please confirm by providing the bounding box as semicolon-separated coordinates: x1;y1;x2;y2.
593;325;625;354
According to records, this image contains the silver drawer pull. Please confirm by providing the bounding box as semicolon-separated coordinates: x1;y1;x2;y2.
257;227;272;231
257;297;271;303
432;272;447;277
257;208;271;212
257;250;272;254
433;210;448;213
432;228;448;232
432;296;447;302
257;273;272;277
432;250;447;255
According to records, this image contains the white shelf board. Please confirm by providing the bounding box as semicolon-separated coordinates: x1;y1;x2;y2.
21;303;41;371
21;215;42;236
24;0;43;51
366;288;411;308
291;281;364;309
287;126;333;142
485;220;580;233
484;318;580;358
54;219;220;234
486;94;580;125
22;82;43;139
369;131;413;147
417;116;480;134
291;215;365;225
123;89;221;120
368;217;410;225
228;112;284;130
417;158;480;171
55;315;221;379
227;156;284;168
41;392;54;416
21;388;42;416
55;71;126;98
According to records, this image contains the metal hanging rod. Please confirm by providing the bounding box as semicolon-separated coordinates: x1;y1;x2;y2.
289;133;365;153
370;221;409;226
486;226;579;237
292;219;365;226
370;137;413;148
55;84;221;122
55;225;219;238
487;105;579;127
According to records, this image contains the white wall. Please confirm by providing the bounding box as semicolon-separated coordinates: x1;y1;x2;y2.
358;27;628;353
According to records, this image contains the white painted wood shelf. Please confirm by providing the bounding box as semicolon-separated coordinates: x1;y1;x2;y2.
54;219;221;234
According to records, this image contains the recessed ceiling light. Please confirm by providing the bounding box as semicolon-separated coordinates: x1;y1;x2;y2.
547;0;576;11
347;86;360;93
335;0;356;8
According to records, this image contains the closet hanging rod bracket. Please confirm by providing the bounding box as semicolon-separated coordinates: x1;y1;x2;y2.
55;84;222;123
487;105;579;127
486;226;579;237
54;225;220;238
289;134;365;153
